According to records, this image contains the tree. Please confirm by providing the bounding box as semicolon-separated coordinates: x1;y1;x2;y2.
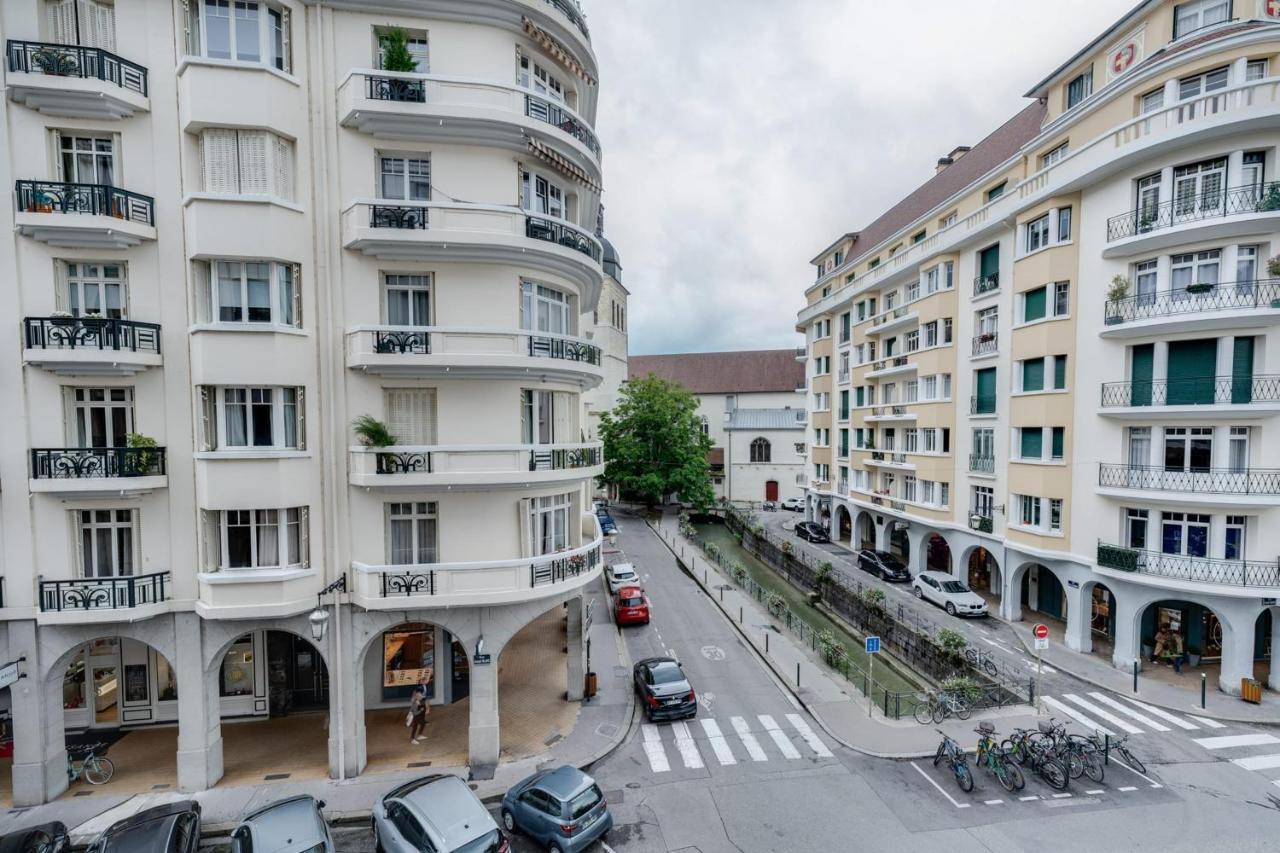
379;27;419;72
599;374;714;509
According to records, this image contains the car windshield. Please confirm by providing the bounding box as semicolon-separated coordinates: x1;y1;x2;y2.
615;570;636;579
620;595;643;607
454;829;504;853
650;663;685;684
879;554;905;568
939;581;970;594
568;784;603;820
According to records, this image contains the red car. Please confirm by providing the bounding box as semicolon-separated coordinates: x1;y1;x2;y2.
614;586;650;626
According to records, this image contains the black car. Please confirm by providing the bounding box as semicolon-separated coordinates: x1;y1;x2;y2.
795;522;830;544
633;657;696;722
0;822;68;853
857;549;910;582
87;801;200;853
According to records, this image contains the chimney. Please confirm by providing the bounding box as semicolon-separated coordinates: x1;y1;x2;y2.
947;145;972;161
935;157;953;175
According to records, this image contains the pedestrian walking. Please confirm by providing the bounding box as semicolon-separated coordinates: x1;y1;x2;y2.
407;677;431;744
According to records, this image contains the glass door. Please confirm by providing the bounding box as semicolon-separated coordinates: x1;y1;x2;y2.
1135;173;1161;231
1172;158;1226;223
1134;260;1157;308
58;134;115;185
522;390;555;445
65;262;125;318
1127;427;1151;487
92;665;119;726
521;282;571;335
72;387;133;448
379;156;430;201
384;274;430;326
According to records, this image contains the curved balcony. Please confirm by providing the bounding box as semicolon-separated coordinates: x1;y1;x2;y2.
973;273;999;298
1103;182;1280;258
971;333;998;358
36;571;171;625
1101;279;1280;338
1097;463;1280;508
1098;375;1280;419
349;442;602;489
352;513;602;609
23;316;161;376
346;325;603;386
341;200;603;296
6;40;148;119
1096;542;1280;592
15;180;156;248
339;71;599;177
864;405;916;423
29;447;167;496
865;356;914;379
865;306;918;336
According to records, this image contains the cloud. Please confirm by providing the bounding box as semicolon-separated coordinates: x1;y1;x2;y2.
587;0;1122;354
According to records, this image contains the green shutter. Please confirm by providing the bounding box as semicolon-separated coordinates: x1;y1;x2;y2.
1053;355;1067;390
979;245;1000;278
1020;428;1043;460
1052;427;1064;459
1131;344;1154;406
855;387;865;407
975;368;997;414
1023;287;1047;322
1022;359;1045;392
1232;337;1255;404
1167;339;1218;405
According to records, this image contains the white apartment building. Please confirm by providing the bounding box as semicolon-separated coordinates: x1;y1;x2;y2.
583;237;627;442
0;0;610;805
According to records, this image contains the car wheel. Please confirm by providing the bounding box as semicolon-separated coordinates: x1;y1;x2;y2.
502;808;517;834
945;602;957;616
373;823;384;853
913;586;924;599
549;842;565;853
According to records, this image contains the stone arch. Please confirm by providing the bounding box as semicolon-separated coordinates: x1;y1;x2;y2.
1078;579;1119;658
920;532;953;575
833;503;853;545
855;511;876;551
959;544;1001;603
1132;597;1244;691
887;523;912;566
1010;561;1068;622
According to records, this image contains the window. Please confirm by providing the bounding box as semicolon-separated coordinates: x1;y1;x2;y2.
985;182;1006;202
1053;355;1067;390
1125;508;1149;549
520;168;568;220
940;211;957;228
200;128;294;200
188;0;290;71
923;321;938;348
943;318;952;344
1178;66;1229;100
63;261;125;318
1040;142;1069;168
973;485;994;518
1021;359;1045;392
1246;59;1268;82
58;133;115;185
905;279;920;302
1025;214;1050;253
385;274;431;327
1140;88;1164;114
1019;428;1043;460
200;386;304;450
1163;427;1213;472
1051;427;1064;460
973;428;994;460
903;476;917;503
209;507;308;570
203;260;297;326
921;376;936;400
1171;250;1220;295
839;312;851;343
1160;511;1210;557
1053;281;1070;316
1018;495;1041;528
1049;499;1063;532
1225;514;1246;560
869;258;880;269
77;509;135;578
530;493;572;555
1173;0;1230;39
522;281;572;334
904;428;919;453
384;388;436;446
377;30;428;71
379;155;430;200
388;502;437;565
912;230;927;244
1065;70;1092;109
71;387;132;447
1057;207;1072;242
523;389;573;444
1022;286;1047;323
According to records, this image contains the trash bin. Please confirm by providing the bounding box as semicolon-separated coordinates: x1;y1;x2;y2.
584;671;597;699
1241;677;1262;704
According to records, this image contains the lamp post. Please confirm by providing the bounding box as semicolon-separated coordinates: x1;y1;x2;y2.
310;574;347;779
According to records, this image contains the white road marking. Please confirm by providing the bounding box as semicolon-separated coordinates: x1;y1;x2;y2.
1018;795;1039;802
700;719;737;766
1193;733;1280;750
730;716;768;762
1118;697;1199;730
1086;692;1170;731
641;724;669;773
1041;696;1116;737
1061;694;1143;734
1110;754;1163;788
1050;793;1072;799
665;647;677;659
984;799;1004;805
670;721;704;769
758;714;801;759
1188;715;1227;729
786;713;834;757
910;761;971;809
1273;780;1280;789
1232;754;1280;771
1118;786;1137;792
601;843;618;853
1022;658;1058;674
1085;789;1104;795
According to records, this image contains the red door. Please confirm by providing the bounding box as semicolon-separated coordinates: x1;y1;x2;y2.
765;480;779;501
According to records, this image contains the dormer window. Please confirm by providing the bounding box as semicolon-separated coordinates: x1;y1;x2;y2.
1065;69;1092;110
1173;0;1230;40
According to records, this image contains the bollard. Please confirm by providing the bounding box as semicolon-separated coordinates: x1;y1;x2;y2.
704;569;708;585
739;606;743;623
1201;672;1207;709
720;587;724;601
765;632;769;654
1133;660;1138;693
796;662;801;687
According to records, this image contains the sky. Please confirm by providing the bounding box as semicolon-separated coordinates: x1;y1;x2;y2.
585;0;1126;356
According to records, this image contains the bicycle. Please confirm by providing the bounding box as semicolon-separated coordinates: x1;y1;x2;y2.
963;647;999;678
1001;727;1069;791
912;689;972;724
67;745;114;786
974;722;1024;792
1033;719;1104;783
933;730;973;792
1086;730;1146;774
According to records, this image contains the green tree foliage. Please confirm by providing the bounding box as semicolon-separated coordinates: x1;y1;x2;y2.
379;27;419;72
599;374;714;509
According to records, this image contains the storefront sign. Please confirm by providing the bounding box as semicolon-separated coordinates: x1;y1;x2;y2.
473;653;492;665
383;630;435;688
0;659;23;690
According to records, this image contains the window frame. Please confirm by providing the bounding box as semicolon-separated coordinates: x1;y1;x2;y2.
209;259;297;327
192;0;291;72
1064;69;1093;110
387;501;438;565
215;506;307;571
77;508;138;578
214;385;303;450
1172;0;1231;40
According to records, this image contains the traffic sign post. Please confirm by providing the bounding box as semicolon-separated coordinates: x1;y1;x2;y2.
1032;624;1048;714
865;637;880;718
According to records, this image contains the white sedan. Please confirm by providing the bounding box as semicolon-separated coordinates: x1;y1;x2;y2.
912;571;989;617
605;562;640;594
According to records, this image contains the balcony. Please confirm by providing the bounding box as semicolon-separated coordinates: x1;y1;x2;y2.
973;273;999;297
865;451;913;470
1096;542;1280;591
1104;182;1280;257
29;447;167;496
1101;279;1280;338
865;356;914;379
866;306;918;336
539;0;591;39
14;180;156;248
38;572;169;617
837;368;850;384
969;454;995;474
969;396;997;417
6;40;148;118
795;345;808;361
341;201;603;296
971;333;998;358
1098;375;1280;419
1096;463;1280;507
22;316;161;376
349;442;603;489
864;405;915;423
346;326;603;386
352;513;603;609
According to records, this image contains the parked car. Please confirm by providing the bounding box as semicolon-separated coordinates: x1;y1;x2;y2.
633;656;697;722
605;562;640;594
614;586;650;626
912;571;989;617
794;522;830;544
857;549;911;582
780;496;804;512
86;801;200;853
0;822;68;853
230;795;332;853
373;774;508;853
501;765;612;853
596;513;618;535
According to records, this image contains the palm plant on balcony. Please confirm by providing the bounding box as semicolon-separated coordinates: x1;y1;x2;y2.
125;432;159;476
1268;255;1280;278
378;27;419;72
353;415;397;448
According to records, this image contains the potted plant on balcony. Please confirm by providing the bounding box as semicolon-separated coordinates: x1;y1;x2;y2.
1268;256;1280;309
1257;182;1280;213
49;309;75;328
352;415;397;448
1106;275;1130;324
80;310;108;330
124;432;159;476
1185;281;1215;295
1137;211;1157;234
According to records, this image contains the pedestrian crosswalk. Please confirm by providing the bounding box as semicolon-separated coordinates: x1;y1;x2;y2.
639;714;834;772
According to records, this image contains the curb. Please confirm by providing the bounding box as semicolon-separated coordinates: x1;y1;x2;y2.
644;518;935;760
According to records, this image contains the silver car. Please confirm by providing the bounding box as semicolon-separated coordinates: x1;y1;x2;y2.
605;562;639;594
373;774;508;853
231;795;333;853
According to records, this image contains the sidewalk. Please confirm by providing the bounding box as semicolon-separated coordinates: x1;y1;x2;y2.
649;514;1042;759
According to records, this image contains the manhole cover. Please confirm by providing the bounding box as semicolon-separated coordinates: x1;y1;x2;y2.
626;782;641;789
596;722;619;738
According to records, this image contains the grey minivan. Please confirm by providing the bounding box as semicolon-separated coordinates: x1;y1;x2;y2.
500;766;611;853
373;774;508;853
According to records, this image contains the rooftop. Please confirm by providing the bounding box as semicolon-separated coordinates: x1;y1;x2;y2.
629;349;805;395
725;408;805;431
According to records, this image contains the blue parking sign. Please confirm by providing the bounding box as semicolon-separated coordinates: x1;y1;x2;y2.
865;636;881;654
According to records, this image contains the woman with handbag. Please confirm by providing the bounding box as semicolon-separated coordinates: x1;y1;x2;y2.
407;677;431;744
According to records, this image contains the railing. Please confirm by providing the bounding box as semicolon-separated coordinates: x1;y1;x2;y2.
1104;278;1280;324
530;445;602;471
1099;374;1280;407
39;571;169;612
373;450;432;475
837;478;849;493
795;345;808;358
525;215;602;261
970;395;996;415
969;511;994;534
16;180;154;225
1096;541;1280;588
969;454;994;474
1098;463;1280;495
365;74;425;102
540;0;590;38
837;369;850;384
31;447;166;479
971;333;997;357
532;544;601;587
358;443;602;478
7;39;147;95
525;94;601;159
974;273;999;296
528;333;602;365
1106;181;1280;241
382;571;434;597
24;316;160;353
369;203;428;230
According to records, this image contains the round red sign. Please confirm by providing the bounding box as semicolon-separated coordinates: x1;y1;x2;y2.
1033;623;1050;640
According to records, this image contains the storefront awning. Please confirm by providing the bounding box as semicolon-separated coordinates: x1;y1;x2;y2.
523;18;596;86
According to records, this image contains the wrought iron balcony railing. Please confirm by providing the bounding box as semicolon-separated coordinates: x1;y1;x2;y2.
540;0;590;38
529;333;602;365
1096;541;1280;588
15;180;154;225
525;215;602;261
533;542;600;587
969;454;995;474
971;333;998;357
1106;181;1280;242
970;395;996;415
369;444;602;476
1098;463;1280;495
1099;374;1280;407
24;316;160;353
365;73;425;102
1104;278;1280;325
31;447;166;479
525;94;601;159
39;571;169;612
7;39;147;95
974;273;999;296
369;203;428;229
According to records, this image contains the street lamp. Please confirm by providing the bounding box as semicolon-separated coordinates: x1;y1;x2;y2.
309;574;347;779
309;575;347;642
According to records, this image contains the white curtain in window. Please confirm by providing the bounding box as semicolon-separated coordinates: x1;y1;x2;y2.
256;509;279;566
384;389;436;446
224;388;248;446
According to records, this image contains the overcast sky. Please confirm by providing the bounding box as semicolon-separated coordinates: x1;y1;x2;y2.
586;0;1125;356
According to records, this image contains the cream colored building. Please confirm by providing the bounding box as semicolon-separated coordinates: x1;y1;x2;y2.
0;0;609;804
583;237;628;442
798;0;1280;697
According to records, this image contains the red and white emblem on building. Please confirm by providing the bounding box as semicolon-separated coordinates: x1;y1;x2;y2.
1265;0;1280;20
1111;42;1137;76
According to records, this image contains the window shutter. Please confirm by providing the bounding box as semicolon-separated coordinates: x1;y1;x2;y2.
295;387;306;450
298;506;310;567
69;509;85;578
78;0;116;51
280;8;291;73
272;135;294;200
182;0;200;55
192;259;211;323
53;262;70;311
198;385;217;451
62;386;78;445
553;392;573;443
201;129;240;194
384;389;435;445
47;0;77;45
200;509;220;571
236;130;270;196
290;263;302;327
518;498;533;557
